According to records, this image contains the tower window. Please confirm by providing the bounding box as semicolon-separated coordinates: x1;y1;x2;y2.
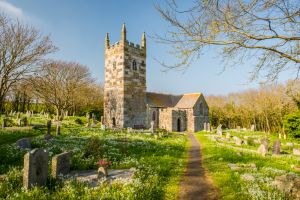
132;60;137;70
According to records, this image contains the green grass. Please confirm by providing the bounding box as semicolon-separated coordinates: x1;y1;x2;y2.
0;116;188;199
195;131;300;200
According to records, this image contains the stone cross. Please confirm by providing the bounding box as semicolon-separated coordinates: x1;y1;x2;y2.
44;120;52;140
23;149;48;189
51;152;72;178
272;140;281;155
56;122;61;136
217;124;222;136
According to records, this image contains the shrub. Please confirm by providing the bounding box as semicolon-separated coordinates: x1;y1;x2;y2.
74;118;84;125
283;111;300;138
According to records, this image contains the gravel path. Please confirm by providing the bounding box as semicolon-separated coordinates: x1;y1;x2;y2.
178;132;218;200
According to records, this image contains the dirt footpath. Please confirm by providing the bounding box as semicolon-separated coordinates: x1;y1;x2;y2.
178;132;219;200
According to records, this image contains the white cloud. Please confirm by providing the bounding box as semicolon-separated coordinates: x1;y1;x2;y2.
0;0;24;19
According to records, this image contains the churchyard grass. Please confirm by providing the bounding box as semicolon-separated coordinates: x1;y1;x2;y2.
0;116;188;199
195;131;300;200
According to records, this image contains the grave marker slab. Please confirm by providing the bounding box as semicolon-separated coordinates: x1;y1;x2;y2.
52;152;72;178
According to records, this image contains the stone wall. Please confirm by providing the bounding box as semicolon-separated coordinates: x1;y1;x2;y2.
171;109;187;132
158;108;172;131
146;107;159;129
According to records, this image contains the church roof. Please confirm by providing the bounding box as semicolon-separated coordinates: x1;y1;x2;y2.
146;92;201;109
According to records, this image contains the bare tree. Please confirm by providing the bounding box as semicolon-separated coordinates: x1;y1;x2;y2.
0;14;56;113
31;60;93;119
156;0;300;81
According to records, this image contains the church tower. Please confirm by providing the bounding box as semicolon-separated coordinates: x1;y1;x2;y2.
103;24;147;128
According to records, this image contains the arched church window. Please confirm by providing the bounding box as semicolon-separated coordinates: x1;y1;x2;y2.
152;111;156;121
132;60;137;70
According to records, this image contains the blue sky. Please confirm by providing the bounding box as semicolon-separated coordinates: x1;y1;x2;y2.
0;0;293;95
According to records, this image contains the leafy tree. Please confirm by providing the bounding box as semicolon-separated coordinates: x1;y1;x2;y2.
156;0;300;81
283;112;300;138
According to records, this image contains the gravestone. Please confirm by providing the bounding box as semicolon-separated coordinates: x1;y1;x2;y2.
56;122;61;136
279;133;282;139
250;124;255;131
272;140;281;155
1;118;6;129
217;124;222;136
44;120;52;140
91;114;96;126
207;123;211;132
52;152;72;178
101;124;106;130
293;148;300;156
236;126;241;132
86;113;90;127
150;121;154;133
100;116;104;124
235;137;243;146
23;149;48;189
286;142;294;147
258;139;269;156
226;132;231;139
203;122;207;131
16;138;31;149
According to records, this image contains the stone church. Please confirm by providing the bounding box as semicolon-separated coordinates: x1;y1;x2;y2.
103;24;209;132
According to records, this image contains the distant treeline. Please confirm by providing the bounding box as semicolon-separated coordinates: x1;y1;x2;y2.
207;80;300;134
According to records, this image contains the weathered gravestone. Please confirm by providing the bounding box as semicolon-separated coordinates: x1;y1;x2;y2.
258;138;269;156
272;140;281;155
235;137;243;146
217;124;222;136
16;138;31;149
23;149;48;189
207;123;211;132
86;113;91;127
44;120;52;140
52;152;72;178
250;124;255;131
101;124;106;130
91;114;96;126
203;122;207;131
236;126;241;132
150;121;155;133
293;148;300;156
1;118;6;129
226;132;231;139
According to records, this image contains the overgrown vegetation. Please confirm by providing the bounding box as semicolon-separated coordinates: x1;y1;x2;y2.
0;115;188;199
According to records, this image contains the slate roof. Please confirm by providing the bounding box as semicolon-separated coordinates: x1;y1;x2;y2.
146;92;201;109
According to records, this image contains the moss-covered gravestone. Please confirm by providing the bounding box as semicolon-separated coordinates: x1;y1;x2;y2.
51;152;72;178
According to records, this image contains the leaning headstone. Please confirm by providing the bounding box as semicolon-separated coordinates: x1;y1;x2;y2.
217;124;222;136
258;139;269;156
17;118;22;127
272;140;281;155
44;120;52;140
51;152;72;178
1;118;6;129
250;124;255;131
16;138;31;149
236;126;241;132
91;114;96;126
293;148;300;156
23;149;48;189
56;122;61;136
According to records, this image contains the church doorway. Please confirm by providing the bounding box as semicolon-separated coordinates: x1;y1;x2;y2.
177;118;181;132
112;117;116;127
